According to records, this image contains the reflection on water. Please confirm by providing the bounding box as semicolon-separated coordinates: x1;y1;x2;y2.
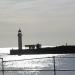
0;53;75;75
4;57;53;70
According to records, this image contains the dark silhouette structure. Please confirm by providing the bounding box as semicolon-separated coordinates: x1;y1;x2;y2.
36;44;41;49
18;29;22;50
25;45;36;49
25;44;41;49
10;29;75;55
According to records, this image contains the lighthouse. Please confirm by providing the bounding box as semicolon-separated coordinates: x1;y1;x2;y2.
18;29;22;50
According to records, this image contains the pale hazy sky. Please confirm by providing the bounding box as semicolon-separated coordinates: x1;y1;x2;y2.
0;0;75;47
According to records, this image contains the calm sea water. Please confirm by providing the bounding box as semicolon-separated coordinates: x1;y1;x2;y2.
0;48;75;75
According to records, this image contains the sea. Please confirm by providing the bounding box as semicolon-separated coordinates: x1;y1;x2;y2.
0;47;75;75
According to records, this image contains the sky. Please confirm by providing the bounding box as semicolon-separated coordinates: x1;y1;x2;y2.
0;0;75;47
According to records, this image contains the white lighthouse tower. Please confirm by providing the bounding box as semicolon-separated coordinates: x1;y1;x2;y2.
18;29;22;50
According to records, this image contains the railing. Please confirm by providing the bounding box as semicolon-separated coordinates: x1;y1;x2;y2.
0;56;75;75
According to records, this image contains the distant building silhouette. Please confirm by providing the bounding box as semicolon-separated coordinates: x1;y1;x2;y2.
25;45;36;49
36;43;41;49
18;29;22;50
25;44;41;50
10;29;75;55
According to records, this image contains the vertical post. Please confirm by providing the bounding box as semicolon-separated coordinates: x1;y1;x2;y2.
53;56;56;75
2;58;4;75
